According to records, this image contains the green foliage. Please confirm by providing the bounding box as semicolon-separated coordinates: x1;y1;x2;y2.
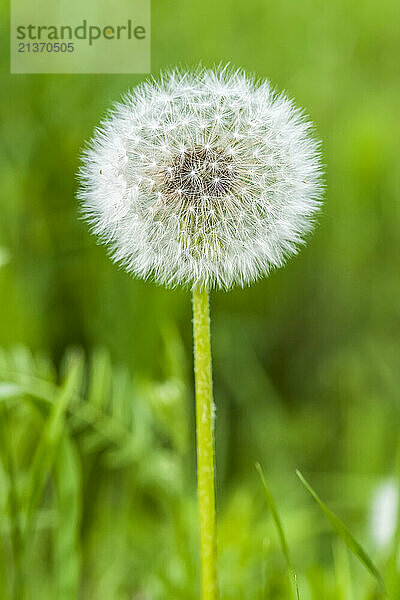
257;463;300;599
297;470;385;594
1;0;400;597
0;343;193;599
0;345;399;599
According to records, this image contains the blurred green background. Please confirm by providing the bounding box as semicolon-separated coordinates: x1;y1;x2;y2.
1;0;400;598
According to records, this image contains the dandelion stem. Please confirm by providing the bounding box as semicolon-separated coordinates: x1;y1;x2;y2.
192;287;218;600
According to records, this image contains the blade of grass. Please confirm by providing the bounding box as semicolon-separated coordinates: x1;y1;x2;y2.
0;402;24;599
296;470;386;593
23;354;83;536
53;433;82;600
333;538;354;600
256;463;300;599
260;537;271;600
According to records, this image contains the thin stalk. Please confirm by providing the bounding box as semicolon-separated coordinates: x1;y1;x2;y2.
0;406;24;599
192;287;218;600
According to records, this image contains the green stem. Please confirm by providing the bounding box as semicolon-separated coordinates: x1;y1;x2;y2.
192;287;218;600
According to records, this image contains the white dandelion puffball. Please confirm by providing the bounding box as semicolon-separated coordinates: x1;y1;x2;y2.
78;66;323;290
370;478;399;548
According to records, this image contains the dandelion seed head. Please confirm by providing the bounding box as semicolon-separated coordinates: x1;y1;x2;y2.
78;65;324;289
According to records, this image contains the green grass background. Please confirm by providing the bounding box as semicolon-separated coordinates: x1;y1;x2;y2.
1;0;400;598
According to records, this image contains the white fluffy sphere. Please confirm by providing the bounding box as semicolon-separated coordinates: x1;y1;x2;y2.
78;66;323;290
